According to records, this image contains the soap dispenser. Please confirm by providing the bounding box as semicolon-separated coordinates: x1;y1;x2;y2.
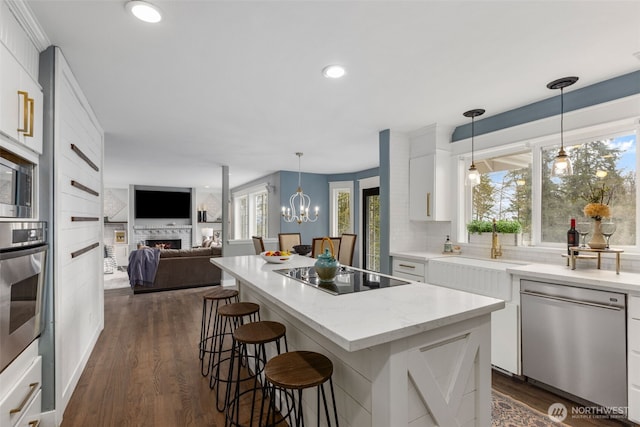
444;235;453;253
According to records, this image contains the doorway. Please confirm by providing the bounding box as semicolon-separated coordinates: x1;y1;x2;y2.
362;187;380;272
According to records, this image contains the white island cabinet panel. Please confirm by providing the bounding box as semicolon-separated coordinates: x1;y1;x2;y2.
212;255;503;426
629;295;640;423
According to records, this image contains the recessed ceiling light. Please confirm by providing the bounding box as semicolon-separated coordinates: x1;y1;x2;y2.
126;1;162;23
322;65;346;79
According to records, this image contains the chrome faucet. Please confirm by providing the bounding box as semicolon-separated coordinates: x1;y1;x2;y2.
491;218;502;259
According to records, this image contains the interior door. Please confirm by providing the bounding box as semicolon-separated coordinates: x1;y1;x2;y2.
362;187;380;272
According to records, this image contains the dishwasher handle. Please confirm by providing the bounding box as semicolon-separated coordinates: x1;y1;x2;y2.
521;290;623;311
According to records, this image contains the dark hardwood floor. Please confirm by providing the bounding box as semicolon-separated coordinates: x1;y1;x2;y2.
61;286;223;427
61;286;637;426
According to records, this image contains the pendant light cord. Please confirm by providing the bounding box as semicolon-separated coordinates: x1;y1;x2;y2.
471;117;475;164
560;87;564;150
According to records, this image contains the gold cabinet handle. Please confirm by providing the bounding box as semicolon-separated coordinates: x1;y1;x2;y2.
426;192;431;217
17;90;29;133
9;382;39;415
399;264;415;269
28;420;41;427
25;97;34;137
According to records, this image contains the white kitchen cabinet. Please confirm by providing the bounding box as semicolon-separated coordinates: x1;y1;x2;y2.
0;351;41;427
409;151;450;221
629;295;640;423
0;42;43;154
392;257;426;282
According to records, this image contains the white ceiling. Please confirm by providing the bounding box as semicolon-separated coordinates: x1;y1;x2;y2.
25;0;640;190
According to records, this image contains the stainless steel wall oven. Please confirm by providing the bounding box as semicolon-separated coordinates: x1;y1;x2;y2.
0;221;47;372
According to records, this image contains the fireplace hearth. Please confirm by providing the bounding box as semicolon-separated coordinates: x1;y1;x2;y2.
146;239;182;249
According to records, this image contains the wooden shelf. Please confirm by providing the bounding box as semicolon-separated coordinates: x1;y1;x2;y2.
567;246;624;274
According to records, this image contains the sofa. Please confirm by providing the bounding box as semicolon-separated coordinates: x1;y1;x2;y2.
132;246;222;294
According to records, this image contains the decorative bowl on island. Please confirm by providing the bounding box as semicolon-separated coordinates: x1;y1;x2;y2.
260;251;292;264
292;244;312;256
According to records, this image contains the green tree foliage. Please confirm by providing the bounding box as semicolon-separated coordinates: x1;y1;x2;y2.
472;174;495;221
541;139;636;244
337;192;350;235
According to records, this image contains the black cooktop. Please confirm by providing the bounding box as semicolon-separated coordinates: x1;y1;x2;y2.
273;265;411;295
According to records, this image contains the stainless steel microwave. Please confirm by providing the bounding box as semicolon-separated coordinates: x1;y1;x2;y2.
0;151;33;218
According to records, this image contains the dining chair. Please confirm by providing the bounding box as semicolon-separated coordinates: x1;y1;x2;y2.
338;233;357;266
311;237;341;259
251;236;265;255
278;233;301;252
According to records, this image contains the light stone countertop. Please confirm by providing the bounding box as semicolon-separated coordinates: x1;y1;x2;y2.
507;263;640;294
389;251;452;261
211;255;505;352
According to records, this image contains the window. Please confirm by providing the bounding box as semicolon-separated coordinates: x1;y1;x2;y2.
329;181;353;236
465;126;637;248
232;185;268;239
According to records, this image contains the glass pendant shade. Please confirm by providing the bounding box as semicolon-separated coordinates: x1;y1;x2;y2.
467;164;481;186
551;148;572;177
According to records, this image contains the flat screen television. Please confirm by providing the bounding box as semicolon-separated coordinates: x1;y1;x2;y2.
134;189;191;219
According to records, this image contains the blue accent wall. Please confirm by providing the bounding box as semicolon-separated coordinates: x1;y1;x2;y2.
452;70;640;141
279;170;329;245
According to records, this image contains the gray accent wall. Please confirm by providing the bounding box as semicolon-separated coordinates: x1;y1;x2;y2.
379;129;391;275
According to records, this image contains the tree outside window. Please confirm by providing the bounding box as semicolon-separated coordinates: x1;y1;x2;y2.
469;130;636;247
541;133;636;245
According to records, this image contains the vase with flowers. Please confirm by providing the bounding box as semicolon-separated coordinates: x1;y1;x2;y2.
582;182;612;249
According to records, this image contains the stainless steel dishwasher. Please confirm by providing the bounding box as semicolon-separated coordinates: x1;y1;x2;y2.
521;279;626;409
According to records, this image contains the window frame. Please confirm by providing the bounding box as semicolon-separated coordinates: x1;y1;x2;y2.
459;120;639;251
231;183;269;240
329;181;354;235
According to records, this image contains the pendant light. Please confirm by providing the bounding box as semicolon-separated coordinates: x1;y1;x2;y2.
282;152;319;224
464;108;485;187
547;76;578;177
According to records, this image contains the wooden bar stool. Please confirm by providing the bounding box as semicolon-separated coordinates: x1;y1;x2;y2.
210;302;261;412
225;321;288;427
264;351;339;427
200;288;240;376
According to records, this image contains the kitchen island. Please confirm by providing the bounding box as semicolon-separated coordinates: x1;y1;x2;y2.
211;255;504;427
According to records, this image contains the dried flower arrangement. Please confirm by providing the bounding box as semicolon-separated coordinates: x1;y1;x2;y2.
582;182;612;220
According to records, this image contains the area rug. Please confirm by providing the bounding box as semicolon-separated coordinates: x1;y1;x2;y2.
103;269;130;290
492;390;568;426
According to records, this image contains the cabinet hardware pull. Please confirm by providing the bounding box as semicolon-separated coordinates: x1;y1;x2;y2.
17;90;29;133
71;242;100;258
24;97;34;137
520;290;623;311
399;264;415;268
70;180;99;196
71;216;100;222
28;420;41;427
9;382;39;414
70;144;100;172
426;192;431;217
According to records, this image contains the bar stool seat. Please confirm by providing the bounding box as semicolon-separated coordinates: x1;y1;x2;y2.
210;302;261;412
225;321;289;427
264;351;339;426
199;288;239;376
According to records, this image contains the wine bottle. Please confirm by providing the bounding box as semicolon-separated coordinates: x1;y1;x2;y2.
567;218;579;255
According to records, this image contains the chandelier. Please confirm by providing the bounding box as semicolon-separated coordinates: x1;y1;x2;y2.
282;152;319;224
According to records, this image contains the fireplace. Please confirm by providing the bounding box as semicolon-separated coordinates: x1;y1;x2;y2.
146;239;182;249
